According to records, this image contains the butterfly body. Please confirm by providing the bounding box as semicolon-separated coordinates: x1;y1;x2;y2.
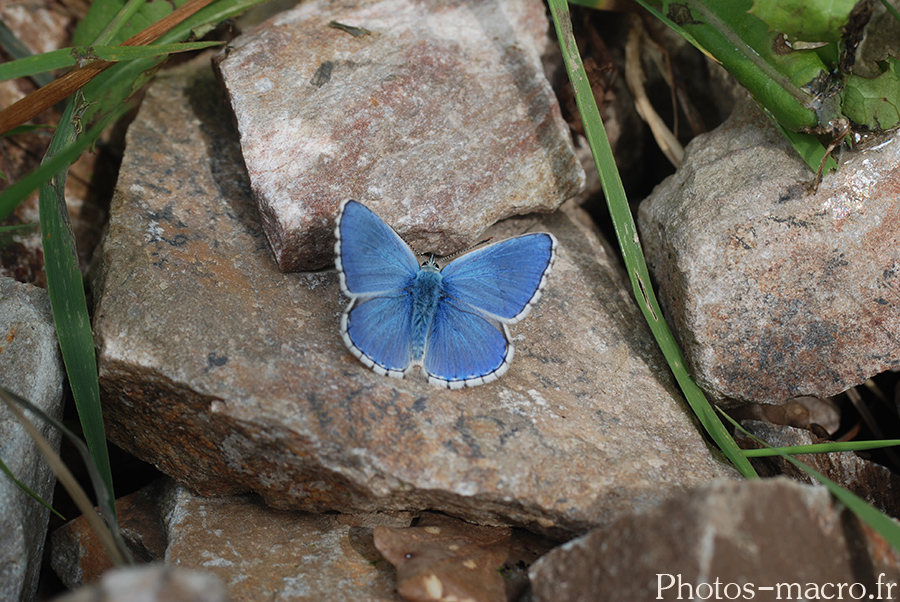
409;260;443;361
335;200;556;388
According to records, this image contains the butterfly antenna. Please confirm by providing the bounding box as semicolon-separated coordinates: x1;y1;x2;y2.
435;237;493;262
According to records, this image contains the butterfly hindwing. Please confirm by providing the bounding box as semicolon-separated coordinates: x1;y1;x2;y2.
440;233;557;323
335;199;419;296
423;296;511;388
343;293;414;376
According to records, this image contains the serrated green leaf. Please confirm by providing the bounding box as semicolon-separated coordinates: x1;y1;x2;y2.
0;42;221;82
843;57;900;129
749;0;857;43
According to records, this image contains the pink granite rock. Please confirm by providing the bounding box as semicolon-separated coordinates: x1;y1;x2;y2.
215;0;584;271
639;99;900;406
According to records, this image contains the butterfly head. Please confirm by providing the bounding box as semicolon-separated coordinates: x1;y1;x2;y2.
420;254;441;271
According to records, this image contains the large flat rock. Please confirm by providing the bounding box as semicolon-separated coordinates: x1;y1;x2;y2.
92;57;735;540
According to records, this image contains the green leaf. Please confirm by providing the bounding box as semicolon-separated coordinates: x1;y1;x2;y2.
651;0;825;132
0;18;53;87
624;0;836;171
547;0;758;478
0;124;56;139
843;57;900;130
0;42;222;82
773;121;838;174
78;0;268;131
749;0;858;43
0;108;123;222
0;223;40;246
40;100;117;518
73;0;172;47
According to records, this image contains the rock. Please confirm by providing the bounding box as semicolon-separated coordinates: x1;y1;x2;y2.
163;484;407;601
50;480;168;589
92;56;735;541
736;420;900;519
529;477;900;602
0;277;65;602
51;479;412;601
214;0;584;271
49;564;230;602
638;99;900;406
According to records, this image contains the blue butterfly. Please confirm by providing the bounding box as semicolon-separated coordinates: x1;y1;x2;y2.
335;200;557;388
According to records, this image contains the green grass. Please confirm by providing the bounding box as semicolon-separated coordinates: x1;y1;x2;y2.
723;411;900;549
547;0;757;478
550;0;900;553
0;41;221;82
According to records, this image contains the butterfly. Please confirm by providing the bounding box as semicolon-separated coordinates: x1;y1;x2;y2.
334;199;557;389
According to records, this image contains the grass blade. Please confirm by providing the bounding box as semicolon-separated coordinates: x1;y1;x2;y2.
0;386;131;564
0;455;65;520
39;100;116;517
0;0;218;136
0;18;53;87
547;0;757;477
723;411;900;549
742;439;900;457
0;106;125;221
0;41;222;82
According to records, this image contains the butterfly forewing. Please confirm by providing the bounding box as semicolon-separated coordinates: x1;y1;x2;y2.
440;233;557;322
336;200;419;295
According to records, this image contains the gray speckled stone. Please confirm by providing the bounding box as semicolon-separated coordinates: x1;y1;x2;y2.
215;0;584;271
92;57;735;541
639;99;900;405
0;277;64;602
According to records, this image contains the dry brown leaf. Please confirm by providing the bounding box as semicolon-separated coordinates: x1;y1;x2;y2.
374;514;511;602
